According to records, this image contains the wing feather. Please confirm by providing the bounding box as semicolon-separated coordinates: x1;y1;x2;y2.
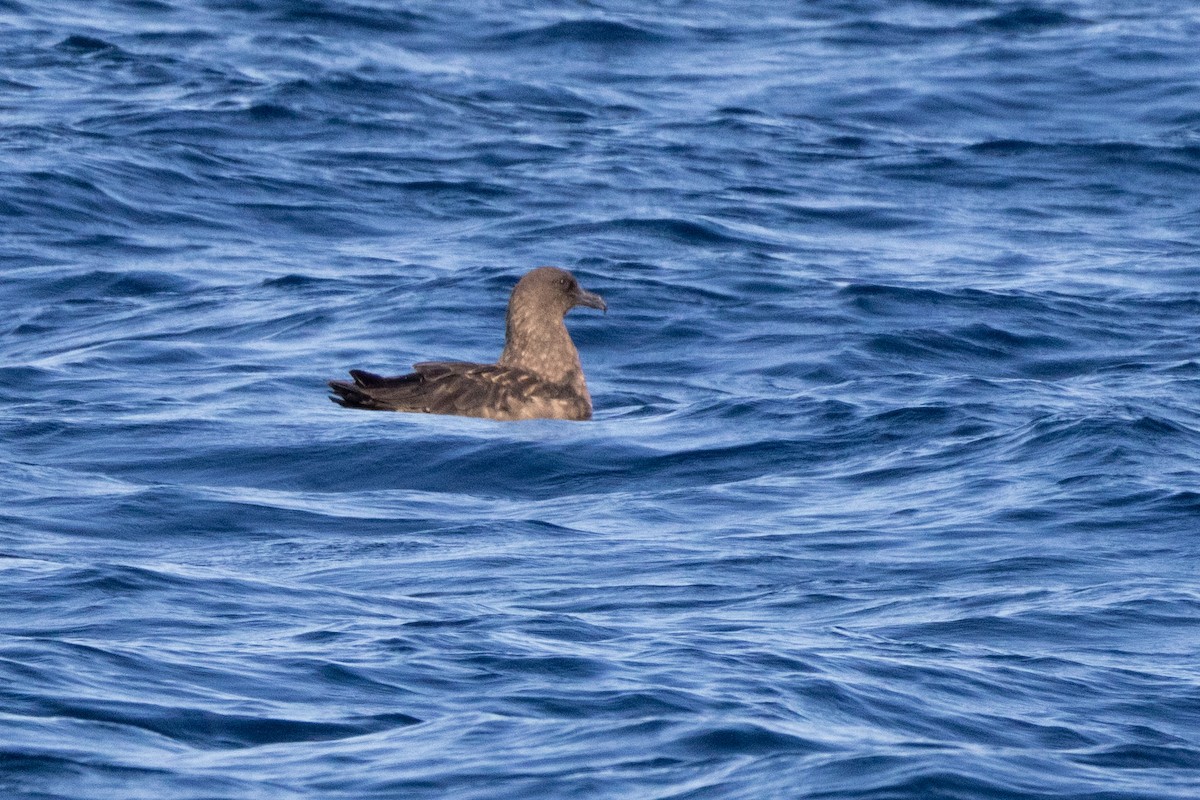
329;362;586;420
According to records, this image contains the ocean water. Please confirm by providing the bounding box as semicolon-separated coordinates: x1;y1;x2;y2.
2;0;1200;797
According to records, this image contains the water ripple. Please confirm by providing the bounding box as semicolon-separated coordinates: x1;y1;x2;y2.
3;1;1200;798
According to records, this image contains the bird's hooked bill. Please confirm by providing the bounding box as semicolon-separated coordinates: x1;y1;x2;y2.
577;287;607;313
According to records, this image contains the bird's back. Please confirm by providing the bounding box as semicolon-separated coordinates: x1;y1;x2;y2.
328;362;592;421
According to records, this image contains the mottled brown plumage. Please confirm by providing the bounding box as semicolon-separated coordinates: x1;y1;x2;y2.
328;267;606;421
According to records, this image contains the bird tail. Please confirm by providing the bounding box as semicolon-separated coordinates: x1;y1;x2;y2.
327;370;382;409
327;370;419;410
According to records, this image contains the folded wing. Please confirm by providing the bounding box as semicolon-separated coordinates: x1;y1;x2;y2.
328;362;587;420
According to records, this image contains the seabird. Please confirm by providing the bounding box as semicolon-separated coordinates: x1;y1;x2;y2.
328;267;606;421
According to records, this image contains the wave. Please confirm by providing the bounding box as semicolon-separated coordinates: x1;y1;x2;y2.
485;19;670;47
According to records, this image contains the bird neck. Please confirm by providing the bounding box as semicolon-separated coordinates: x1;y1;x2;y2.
499;312;585;388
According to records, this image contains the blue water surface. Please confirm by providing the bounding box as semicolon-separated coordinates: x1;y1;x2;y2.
2;1;1200;798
